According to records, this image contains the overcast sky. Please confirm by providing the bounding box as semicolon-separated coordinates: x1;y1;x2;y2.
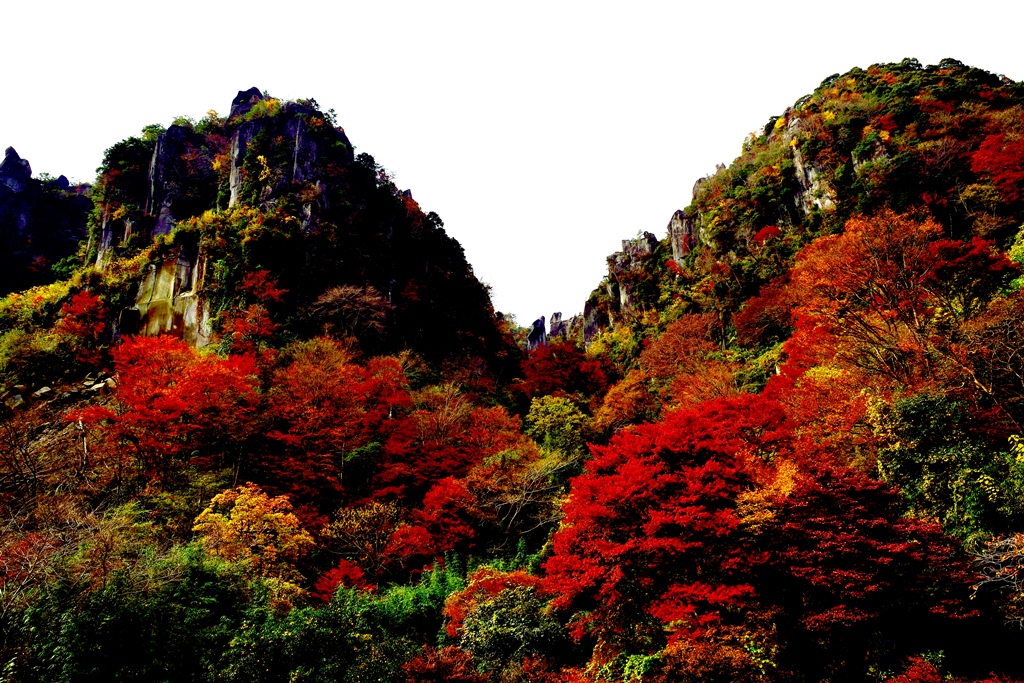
4;1;1023;325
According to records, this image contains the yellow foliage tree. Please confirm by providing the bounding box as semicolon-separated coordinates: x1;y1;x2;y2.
192;485;313;583
321;501;403;575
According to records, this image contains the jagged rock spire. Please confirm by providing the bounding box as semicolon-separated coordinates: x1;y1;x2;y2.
229;87;264;119
0;147;32;192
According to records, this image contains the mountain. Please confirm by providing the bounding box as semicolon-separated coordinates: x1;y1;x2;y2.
0;89;519;392
582;57;1024;343
3;63;1024;683
87;88;517;374
0;147;89;295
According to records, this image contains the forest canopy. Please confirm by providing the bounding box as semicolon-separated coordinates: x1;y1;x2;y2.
3;60;1024;682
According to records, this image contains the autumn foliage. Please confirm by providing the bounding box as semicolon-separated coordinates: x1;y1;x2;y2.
513;340;612;406
7;62;1024;682
72;335;260;488
53;290;108;366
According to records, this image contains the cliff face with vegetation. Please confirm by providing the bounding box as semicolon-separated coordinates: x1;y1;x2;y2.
582;59;1024;341
82;89;515;373
4;61;1024;683
0;147;89;296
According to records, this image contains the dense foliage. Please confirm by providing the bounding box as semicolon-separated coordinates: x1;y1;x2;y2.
4;60;1024;682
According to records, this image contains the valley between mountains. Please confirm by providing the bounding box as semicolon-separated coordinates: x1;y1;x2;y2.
3;59;1024;682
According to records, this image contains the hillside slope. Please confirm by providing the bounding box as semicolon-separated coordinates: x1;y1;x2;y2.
80;88;518;374
586;57;1024;340
3;64;1024;683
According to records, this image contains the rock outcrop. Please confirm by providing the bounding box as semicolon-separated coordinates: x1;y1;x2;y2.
95;122;218;265
549;312;568;338
94;88;360;346
549;311;583;341
581;298;609;342
555;232;661;346
98;87;354;266
666;209;698;264
95;211;135;267
527;316;547;350
665;173;713;265
226;89;352;230
87;89;513;373
782;114;835;214
229;87;263;119
228;119;259;208
131;244;212;346
0;147;90;294
606;231;659;317
0;147;32;193
146;124;217;236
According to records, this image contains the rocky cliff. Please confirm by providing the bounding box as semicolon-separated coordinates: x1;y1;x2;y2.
569;231;664;342
0;147;89;295
92;89;355;347
573;58;1024;359
132;243;212;346
87;89;516;375
226;88;352;222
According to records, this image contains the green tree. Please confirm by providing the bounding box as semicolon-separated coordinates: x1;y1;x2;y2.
873;392;1024;544
524;395;590;457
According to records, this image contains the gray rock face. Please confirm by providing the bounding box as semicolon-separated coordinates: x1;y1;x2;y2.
226;88;267;207
0;147;32;193
791;145;835;214
568;231;662;340
527;316;547;350
666;209;697;264
582;299;608;343
227;100;351;233
691;177;706;201
228;119;260;208
572;110;844;345
147;124;192;236
612;232;657;277
549;312;567;338
548;311;583;342
623;232;658;261
91;90;359;346
287;111;318;184
95;203;136;267
130;243;213;346
229;87;264;119
0;148;90;293
784;115;835;214
229;102;326;204
604;231;659;320
97;121;219;264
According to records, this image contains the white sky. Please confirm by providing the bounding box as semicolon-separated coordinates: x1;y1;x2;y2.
4;1;1024;325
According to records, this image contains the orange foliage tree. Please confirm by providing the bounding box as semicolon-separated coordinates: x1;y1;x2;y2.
372;384;525;502
787;209;1014;387
971;111;1024;206
640;313;742;409
545;391;974;680
53;290;109;367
